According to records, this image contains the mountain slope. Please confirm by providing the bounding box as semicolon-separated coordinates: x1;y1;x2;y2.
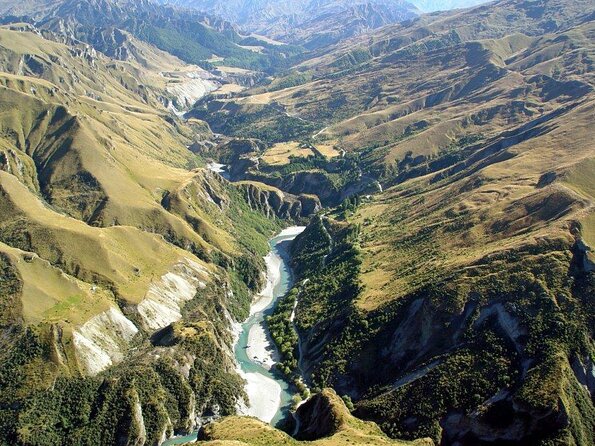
410;0;491;12
197;0;593;184
198;389;433;446
282;95;595;444
158;0;420;49
1;0;301;71
0;0;593;445
207;0;595;444
0;23;288;445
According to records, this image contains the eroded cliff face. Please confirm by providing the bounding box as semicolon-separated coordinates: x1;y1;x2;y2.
0;157;276;444
73;307;139;376
241;169;380;207
71;256;213;375
237;181;321;220
1;266;248;445
136;258;209;331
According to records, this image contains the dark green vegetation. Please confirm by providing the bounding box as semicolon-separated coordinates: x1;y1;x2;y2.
198;137;380;207
0;280;247;446
269;216;364;382
0;17;285;446
252;1;595;443
267;287;300;376
191;102;322;144
284;216;595;445
0;0;594;445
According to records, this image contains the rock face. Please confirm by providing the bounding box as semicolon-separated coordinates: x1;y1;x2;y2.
572;355;595;397
137;258;209;331
575;239;595;273
72;307;139;376
237;181;321;219
130;396;148;446
72;257;210;376
157;0;420;49
164;70;220;113
244;169;378;207
294;389;348;440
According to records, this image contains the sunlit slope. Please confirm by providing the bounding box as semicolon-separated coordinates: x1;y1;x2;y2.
252;1;595;444
198;389;433;446
288;92;595;441
0;169;206;302
356;96;595;309
0;27;259;261
0;25;279;338
201;0;593;172
0;22;288;445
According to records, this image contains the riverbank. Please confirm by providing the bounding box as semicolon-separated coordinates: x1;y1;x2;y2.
162;226;305;445
235;226;306;425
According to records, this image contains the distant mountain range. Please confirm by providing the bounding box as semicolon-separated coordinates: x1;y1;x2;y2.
409;0;491;12
156;0;421;49
0;0;303;70
0;0;593;445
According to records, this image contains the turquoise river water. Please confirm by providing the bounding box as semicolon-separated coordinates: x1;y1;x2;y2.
162;227;304;445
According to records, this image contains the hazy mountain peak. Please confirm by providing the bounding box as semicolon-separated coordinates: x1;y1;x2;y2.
156;0;420;48
409;0;491;12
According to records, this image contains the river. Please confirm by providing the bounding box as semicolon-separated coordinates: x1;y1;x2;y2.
162;226;305;445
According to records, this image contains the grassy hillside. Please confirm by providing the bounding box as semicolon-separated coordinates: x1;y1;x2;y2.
198;389;433;446
0;24;284;446
0;0;593;445
197;0;593;176
248;1;595;444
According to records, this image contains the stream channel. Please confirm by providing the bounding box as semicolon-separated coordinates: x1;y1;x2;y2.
162;226;306;445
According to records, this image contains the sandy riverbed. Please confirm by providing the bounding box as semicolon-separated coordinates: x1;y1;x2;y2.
235;226;305;424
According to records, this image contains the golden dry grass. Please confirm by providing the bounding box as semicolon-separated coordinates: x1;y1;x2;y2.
354;96;595;311
0;171;210;308
0;242;112;325
261;141;315;165
198;390;431;446
215;83;246;95
0;28;284;336
313;143;341;158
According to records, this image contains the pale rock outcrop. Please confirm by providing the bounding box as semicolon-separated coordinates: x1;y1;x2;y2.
571;355;595;397
73;307;139;376
165;71;220;112
137;258;209;331
575;239;594;272
131;399;148;446
474;303;527;353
